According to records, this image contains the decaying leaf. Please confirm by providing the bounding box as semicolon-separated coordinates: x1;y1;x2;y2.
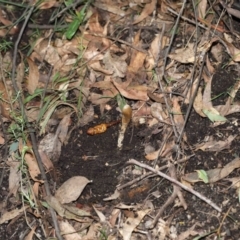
103;51;127;78
26;57;39;95
133;0;157;24
46;195;91;222
7;157;20;196
55;176;91;204
112;80;149;101
182;157;240;183
0;206;28;224
24;153;43;183
39;114;71;162
0;81;12;119
119;209;150;240
194;135;236;152
168;43;195;63
59;220;82;240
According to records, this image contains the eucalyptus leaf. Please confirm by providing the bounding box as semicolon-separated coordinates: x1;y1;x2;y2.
202;108;227;122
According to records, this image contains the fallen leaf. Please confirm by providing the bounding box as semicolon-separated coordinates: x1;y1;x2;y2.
168;43;195;63
7;157;20;196
24;153;43;182
194;135;236;152
26;57;40;95
133;0;157;24
198;0;207;18
112;80;149;101
55;176;91;204
103;51;128;78
0;206;28;224
182;157;240;183
119;209;150;240
59;220;82;240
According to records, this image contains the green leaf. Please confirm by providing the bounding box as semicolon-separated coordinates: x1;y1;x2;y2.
196;170;209;183
116;94;126;110
65;17;81;40
202;108;227;122
40;201;50;209
65;0;90;40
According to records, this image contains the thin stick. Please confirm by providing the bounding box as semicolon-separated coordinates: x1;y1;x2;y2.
118;155;194;191
128;159;222;212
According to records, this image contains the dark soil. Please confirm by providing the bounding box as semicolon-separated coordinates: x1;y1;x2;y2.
56;64;240;239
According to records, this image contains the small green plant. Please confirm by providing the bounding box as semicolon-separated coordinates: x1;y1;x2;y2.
65;0;92;40
0;39;13;52
99;228;108;240
116;94;127;111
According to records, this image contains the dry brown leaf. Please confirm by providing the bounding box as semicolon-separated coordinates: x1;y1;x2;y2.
82;223;102;240
39;0;59;9
26;57;39;95
24;153;42;182
0;206;28;224
145;148;160;160
198;0;207;18
56;114;71;144
210;42;223;65
177;223;199;240
172;97;185;135
7;157;20;196
103;51;128;78
182;157;240;183
38;133;61;163
193;86;205;117
38;150;54;172
78;105;95;127
55;176;91;204
26;107;40;122
112;80;149;101
0;133;4;144
33;182;40;199
92;205;106;222
39;113;72;162
168;43;195;63
227;177;240;189
24;225;37;240
46;195;91;222
150;102;169;123
222;38;240;62
89;92;112;105
194;135;236;152
119;209;150;240
59;220;82;240
34;38;61;66
0;81;11;119
0;10;17;35
206;55;215;74
133;0;157;24
94;2;126;16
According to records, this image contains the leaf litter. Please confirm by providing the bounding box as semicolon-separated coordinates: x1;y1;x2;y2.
1;0;240;239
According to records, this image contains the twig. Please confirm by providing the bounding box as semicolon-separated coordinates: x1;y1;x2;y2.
167;7;208;30
10;4;63;240
128;159;222;212
118;155;194;191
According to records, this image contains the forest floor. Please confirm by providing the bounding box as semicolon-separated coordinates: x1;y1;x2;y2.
1;0;240;239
